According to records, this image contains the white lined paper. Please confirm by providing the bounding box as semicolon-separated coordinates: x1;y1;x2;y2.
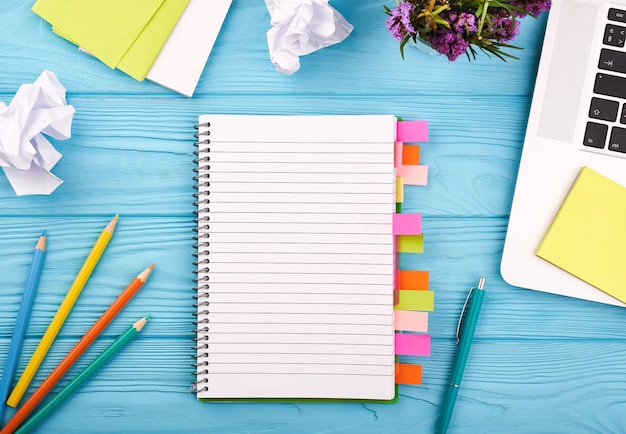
195;115;396;400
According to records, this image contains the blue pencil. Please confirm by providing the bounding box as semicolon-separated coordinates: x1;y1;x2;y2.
0;231;46;423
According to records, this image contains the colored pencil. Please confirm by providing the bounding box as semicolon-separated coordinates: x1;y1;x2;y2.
0;264;154;434
6;215;118;408
0;232;47;423
13;315;150;434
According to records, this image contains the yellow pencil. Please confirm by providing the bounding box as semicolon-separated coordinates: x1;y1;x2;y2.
6;215;119;408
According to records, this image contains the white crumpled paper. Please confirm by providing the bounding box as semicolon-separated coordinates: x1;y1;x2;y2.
265;0;354;75
0;70;74;196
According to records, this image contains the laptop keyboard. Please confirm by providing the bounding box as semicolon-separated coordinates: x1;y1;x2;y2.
585;7;626;153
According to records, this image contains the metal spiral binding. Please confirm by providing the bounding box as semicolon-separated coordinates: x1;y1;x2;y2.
190;121;211;394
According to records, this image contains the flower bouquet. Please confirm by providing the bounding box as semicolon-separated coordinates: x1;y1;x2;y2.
385;0;551;61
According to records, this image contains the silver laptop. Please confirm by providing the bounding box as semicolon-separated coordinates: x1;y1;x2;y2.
501;0;626;306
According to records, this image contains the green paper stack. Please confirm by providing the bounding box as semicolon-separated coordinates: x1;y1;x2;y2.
32;0;190;81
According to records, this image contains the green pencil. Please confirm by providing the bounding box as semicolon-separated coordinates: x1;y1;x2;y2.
14;315;151;434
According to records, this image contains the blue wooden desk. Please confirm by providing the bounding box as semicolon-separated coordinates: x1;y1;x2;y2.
1;1;625;433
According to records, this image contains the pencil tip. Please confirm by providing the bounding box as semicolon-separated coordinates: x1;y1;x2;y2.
134;315;150;331
138;264;155;281
41;229;46;236
105;215;119;233
145;313;152;320
37;232;46;250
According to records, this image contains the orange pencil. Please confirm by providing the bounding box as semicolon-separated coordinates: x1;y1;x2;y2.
0;264;154;434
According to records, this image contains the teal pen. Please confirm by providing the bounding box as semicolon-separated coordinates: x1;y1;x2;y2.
437;277;486;434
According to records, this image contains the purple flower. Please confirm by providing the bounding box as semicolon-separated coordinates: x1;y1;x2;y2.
489;16;521;42
511;0;552;17
386;1;417;41
454;13;477;34
429;29;470;61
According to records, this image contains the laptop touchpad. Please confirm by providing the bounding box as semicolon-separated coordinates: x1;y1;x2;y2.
537;1;598;143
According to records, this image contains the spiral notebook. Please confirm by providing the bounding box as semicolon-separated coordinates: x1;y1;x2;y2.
191;114;429;401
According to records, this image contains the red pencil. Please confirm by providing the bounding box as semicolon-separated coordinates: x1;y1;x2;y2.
0;264;154;434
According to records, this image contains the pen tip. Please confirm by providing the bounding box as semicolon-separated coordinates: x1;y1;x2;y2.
478;277;486;290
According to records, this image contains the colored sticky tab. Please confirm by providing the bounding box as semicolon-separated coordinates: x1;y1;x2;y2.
395;202;402;213
397;120;428;143
395;310;428;332
393;214;422;235
394;141;403;167
396;177;404;203
395;333;430;356
398;270;429;290
395;290;434;311
397;235;424;253
395;363;422;385
402;145;420;165
396;165;428;185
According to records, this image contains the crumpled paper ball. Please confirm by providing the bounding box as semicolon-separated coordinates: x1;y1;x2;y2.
0;70;74;195
265;0;354;75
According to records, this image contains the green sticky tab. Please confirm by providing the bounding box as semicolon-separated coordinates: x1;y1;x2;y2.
395;290;434;311
397;234;423;253
395;202;402;213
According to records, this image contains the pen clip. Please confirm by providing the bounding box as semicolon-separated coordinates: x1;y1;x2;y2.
455;277;486;345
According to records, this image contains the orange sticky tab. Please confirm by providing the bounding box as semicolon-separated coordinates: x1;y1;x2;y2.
395;363;422;385
398;270;429;290
402;145;420;165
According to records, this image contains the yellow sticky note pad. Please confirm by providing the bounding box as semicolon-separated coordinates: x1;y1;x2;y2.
536;167;626;303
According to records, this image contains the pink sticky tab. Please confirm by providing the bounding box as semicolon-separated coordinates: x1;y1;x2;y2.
396;165;428;185
395;310;428;332
395;333;430;356
394;141;403;167
397;121;428;143
393;213;422;235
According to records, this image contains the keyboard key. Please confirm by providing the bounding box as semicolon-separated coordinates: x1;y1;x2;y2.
583;122;607;148
599;48;626;73
604;24;626;47
589;97;619;121
621;104;626;124
594;73;626;99
609;127;626;153
609;8;626;23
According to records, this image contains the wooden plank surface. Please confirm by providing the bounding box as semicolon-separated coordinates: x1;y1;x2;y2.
3;0;625;433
